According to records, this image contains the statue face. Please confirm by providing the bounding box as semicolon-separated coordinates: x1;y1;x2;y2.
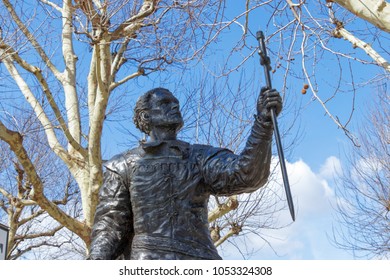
148;89;184;132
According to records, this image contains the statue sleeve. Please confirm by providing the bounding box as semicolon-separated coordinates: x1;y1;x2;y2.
200;118;273;196
88;157;133;260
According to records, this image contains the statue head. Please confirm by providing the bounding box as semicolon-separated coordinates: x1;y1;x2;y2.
133;88;184;135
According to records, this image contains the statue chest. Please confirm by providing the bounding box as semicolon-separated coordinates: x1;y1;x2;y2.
127;156;210;236
128;155;208;210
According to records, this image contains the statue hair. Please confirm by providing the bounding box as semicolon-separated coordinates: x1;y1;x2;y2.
133;88;172;135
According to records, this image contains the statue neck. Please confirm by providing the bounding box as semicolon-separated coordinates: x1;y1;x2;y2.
148;126;178;142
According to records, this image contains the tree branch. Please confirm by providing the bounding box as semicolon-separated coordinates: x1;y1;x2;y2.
330;0;390;33
0;187;13;202
75;0;102;38
88;48;98;127
110;0;158;40
286;0;304;27
18;209;45;226
332;27;390;73
327;4;390;72
0;122;91;244
110;37;131;77
300;31;361;146
214;224;242;247
2;0;62;80
0;44;87;158
0;56;71;163
109;69;144;91
208;196;239;223
10;238;66;260
85;39;112;227
62;0;83;155
93;0;103;10
38;0;62;13
14;224;64;241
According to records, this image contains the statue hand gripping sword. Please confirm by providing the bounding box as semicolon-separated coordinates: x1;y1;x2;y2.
256;31;295;221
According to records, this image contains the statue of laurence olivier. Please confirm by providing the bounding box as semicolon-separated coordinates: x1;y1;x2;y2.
88;87;282;260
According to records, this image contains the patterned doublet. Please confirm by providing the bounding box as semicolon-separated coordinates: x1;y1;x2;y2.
89;120;273;260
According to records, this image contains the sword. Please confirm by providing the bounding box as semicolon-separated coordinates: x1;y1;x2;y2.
256;31;295;222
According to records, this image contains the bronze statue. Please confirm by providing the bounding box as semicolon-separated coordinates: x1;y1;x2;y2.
88;87;282;260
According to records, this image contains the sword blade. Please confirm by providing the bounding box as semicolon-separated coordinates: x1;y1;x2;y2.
256;31;295;221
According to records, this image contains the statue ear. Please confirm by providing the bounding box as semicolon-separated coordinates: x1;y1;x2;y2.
140;111;149;122
138;110;151;134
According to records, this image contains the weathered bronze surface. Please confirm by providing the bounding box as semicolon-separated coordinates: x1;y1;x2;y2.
88;87;282;260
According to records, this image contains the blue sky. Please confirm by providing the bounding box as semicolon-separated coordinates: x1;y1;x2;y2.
1;1;386;261
219;157;353;260
100;2;387;260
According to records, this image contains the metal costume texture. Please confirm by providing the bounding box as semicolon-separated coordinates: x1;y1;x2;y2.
88;87;280;260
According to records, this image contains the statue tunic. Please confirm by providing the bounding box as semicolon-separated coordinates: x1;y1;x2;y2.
89;119;273;260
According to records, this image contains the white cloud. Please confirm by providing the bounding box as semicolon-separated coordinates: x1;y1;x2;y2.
319;156;342;180
219;156;352;260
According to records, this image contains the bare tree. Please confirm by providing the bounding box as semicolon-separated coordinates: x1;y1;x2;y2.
0;111;84;259
0;0;234;252
0;0;389;259
333;88;389;259
269;1;389;145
